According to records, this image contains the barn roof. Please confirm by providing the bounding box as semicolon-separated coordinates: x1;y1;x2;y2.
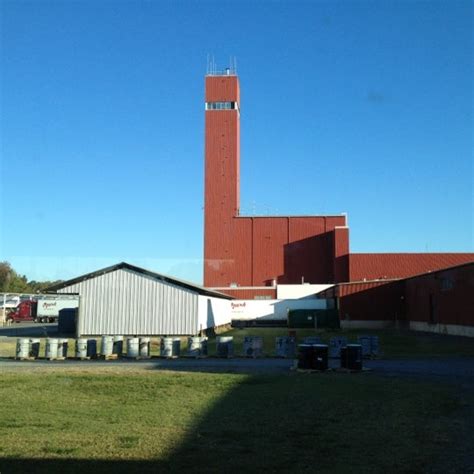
45;262;233;300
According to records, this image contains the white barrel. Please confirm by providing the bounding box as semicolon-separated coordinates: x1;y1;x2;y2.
113;336;123;356
187;337;208;357
76;338;88;358
329;337;348;358
45;338;59;359
275;336;296;358
126;337;140;358
16;338;31;359
29;338;41;358
58;339;69;358
139;337;151;357
216;336;233;357
160;337;180;357
242;336;263;358
101;336;114;356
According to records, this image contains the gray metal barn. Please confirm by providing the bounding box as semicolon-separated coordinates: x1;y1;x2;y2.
47;262;232;336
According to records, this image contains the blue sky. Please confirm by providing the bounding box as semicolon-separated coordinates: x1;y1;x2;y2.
1;0;472;283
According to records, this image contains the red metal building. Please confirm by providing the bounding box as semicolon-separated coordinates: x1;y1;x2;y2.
203;71;473;297
204;72;350;295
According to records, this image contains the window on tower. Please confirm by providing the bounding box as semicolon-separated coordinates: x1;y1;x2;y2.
205;101;238;111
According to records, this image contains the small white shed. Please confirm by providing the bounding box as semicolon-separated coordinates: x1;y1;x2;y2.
47;262;232;336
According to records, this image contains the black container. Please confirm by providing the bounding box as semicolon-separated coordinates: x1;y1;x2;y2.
297;344;314;369
86;339;97;358
346;344;363;370
312;344;328;371
340;347;348;368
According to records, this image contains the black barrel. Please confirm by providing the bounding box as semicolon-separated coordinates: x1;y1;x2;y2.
312;344;328;371
346;344;363;370
340;346;348;368
297;344;314;369
86;339;97;358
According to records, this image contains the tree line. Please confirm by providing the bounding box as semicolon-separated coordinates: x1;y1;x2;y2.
0;261;63;293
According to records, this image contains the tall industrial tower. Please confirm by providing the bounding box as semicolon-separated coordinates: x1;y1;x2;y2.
203;68;350;296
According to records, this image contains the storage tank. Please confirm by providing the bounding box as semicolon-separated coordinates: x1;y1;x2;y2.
75;338;88;359
101;336;114;358
139;337;151;358
216;336;233;358
45;338;59;360
113;336;123;356
160;337;180;358
57;339;69;359
275;336;296;358
242;336;263;358
312;344;329;371
16;338;31;360
126;337;140;358
329;337;347;358
297;344;313;369
187;337;208;357
29;338;40;358
342;344;363;371
86;339;97;358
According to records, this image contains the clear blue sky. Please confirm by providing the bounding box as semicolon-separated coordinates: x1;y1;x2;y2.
1;0;472;284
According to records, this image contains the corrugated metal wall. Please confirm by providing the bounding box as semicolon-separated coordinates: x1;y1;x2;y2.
350;253;474;281
203;74;350;289
59;268;199;336
405;263;474;326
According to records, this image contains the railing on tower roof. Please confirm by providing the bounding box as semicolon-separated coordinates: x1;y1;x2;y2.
206;56;237;76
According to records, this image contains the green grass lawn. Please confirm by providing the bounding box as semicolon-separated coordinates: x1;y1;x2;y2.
0;367;472;474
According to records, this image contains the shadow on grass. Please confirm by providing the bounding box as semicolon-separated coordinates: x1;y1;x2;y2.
1;369;470;474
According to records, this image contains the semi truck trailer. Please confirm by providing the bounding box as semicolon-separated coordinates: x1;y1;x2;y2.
7;297;79;323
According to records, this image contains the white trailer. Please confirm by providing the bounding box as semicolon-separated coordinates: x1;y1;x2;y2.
36;296;79;323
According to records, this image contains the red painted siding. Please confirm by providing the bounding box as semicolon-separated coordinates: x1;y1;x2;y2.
205;75;240;103
405;263;474;326
350;253;474;281
203;74;348;288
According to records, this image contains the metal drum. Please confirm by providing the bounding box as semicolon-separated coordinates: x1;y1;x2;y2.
242;336;263;358
329;337;347;358
101;336;114;357
370;336;380;357
58;339;69;358
216;336;233;358
297;344;314;369
86;339;97;358
45;338;59;359
345;344;363;371
126;337;140;358
357;336;372;358
312;344;328;371
29;338;40;358
139;337;151;358
275;336;296;358
113;336;123;356
76;338;88;358
187;337;208;357
160;337;180;357
16;338;31;360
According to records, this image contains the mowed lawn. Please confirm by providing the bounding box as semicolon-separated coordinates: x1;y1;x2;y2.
0;368;472;473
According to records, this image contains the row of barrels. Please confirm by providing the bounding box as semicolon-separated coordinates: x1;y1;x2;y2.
298;343;364;371
14;335;297;360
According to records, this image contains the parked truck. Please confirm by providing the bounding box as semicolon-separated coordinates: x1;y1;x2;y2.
7;297;79;323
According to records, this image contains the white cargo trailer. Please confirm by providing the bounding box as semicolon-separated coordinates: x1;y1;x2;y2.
36;296;79;323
